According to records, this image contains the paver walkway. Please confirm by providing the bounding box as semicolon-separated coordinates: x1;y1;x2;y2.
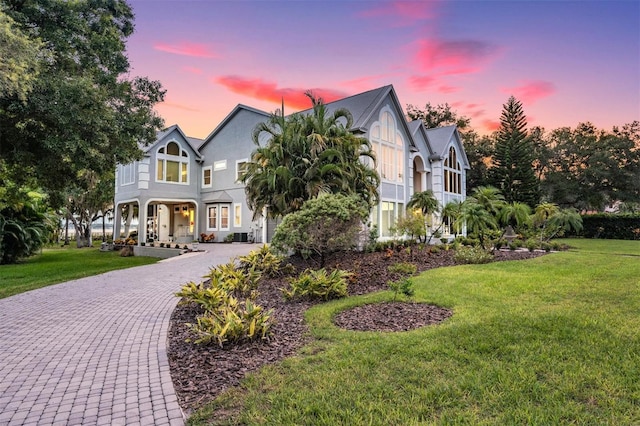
0;243;258;426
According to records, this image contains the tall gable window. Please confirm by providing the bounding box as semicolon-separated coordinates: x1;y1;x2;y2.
444;146;462;194
156;141;189;184
370;110;404;183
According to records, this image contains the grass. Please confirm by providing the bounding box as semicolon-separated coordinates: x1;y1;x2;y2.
189;239;640;425
0;243;159;299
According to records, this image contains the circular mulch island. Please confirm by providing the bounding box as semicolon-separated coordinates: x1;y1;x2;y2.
334;302;453;332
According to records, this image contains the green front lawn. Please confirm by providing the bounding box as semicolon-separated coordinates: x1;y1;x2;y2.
191;239;640;425
0;244;159;299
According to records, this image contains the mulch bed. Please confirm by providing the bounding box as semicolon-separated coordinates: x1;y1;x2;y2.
168;247;546;414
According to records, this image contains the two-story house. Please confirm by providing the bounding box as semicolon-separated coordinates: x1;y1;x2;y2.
113;85;469;245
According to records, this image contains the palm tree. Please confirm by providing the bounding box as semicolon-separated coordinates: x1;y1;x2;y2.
407;190;440;242
533;202;559;241
468;185;506;217
242;93;380;220
459;201;498;249
499;201;532;229
441;200;463;237
546;208;583;241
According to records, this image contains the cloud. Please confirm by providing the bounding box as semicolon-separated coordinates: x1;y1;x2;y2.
359;0;439;26
154;42;218;58
502;80;556;104
215;76;349;110
182;66;203;75
408;75;436;90
413;37;501;75
481;119;501;132
437;85;459;94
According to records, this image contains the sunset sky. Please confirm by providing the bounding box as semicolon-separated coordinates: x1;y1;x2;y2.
126;0;640;139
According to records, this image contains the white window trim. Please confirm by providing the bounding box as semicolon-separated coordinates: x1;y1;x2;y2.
214;160;227;171
207;205;218;231
120;162;136;186
219;205;230;231
370;108;404;184
155;139;190;185
233;203;242;228
202;166;212;188
236;158;248;182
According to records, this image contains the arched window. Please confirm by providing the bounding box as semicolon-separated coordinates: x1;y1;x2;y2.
156;141;189;184
444;146;462;194
370;110;404;183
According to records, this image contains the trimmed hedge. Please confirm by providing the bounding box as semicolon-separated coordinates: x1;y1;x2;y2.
572;214;640;240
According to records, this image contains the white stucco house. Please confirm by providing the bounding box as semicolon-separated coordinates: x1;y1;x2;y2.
113;85;469;244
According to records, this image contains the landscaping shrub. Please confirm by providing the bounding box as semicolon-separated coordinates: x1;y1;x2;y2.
176;282;231;312
454;245;494;264
271;194;368;266
176;262;273;347
186;299;273;347
204;262;262;299
388;262;417;276
388;277;415;301
237;245;292;277
573;213;640;240
282;268;351;301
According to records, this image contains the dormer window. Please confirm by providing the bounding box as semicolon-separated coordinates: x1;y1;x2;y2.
156;141;189;184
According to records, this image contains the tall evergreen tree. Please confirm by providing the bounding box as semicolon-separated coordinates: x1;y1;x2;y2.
489;96;540;208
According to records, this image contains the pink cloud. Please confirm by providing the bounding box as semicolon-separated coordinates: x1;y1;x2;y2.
182;66;203;75
413;38;501;75
154;42;218;58
482;119;501;132
214;76;349;110
359;0;438;26
408;75;436;90
502;80;556;104
437;85;459;94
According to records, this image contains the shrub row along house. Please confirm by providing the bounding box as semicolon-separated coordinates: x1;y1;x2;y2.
113;85;469;244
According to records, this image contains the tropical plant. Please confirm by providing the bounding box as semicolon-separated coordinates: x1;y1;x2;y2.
282;268;351;301
242;93;379;219
459;201;498;249
442;200;464;237
237;244;290;277
499;201;532;232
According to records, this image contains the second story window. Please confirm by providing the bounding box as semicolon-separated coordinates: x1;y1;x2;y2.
202;166;212;188
156;141;189;184
120;162;135;185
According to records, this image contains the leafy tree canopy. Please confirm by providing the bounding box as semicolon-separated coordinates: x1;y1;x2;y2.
0;0;165;203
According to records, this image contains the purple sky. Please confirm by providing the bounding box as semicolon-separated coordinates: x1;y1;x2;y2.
126;0;640;138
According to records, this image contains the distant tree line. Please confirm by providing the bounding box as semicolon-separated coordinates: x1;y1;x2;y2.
407;100;640;213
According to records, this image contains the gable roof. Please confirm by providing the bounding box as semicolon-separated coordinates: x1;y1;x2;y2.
407;120;435;157
199;104;271;152
142;124;203;161
425;125;470;169
296;85;418;150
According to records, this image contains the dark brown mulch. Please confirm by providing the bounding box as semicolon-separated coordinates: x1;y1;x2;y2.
334;302;453;332
168;247;546;413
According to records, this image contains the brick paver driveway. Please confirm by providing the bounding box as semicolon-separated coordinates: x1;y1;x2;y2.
0;243;258;426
